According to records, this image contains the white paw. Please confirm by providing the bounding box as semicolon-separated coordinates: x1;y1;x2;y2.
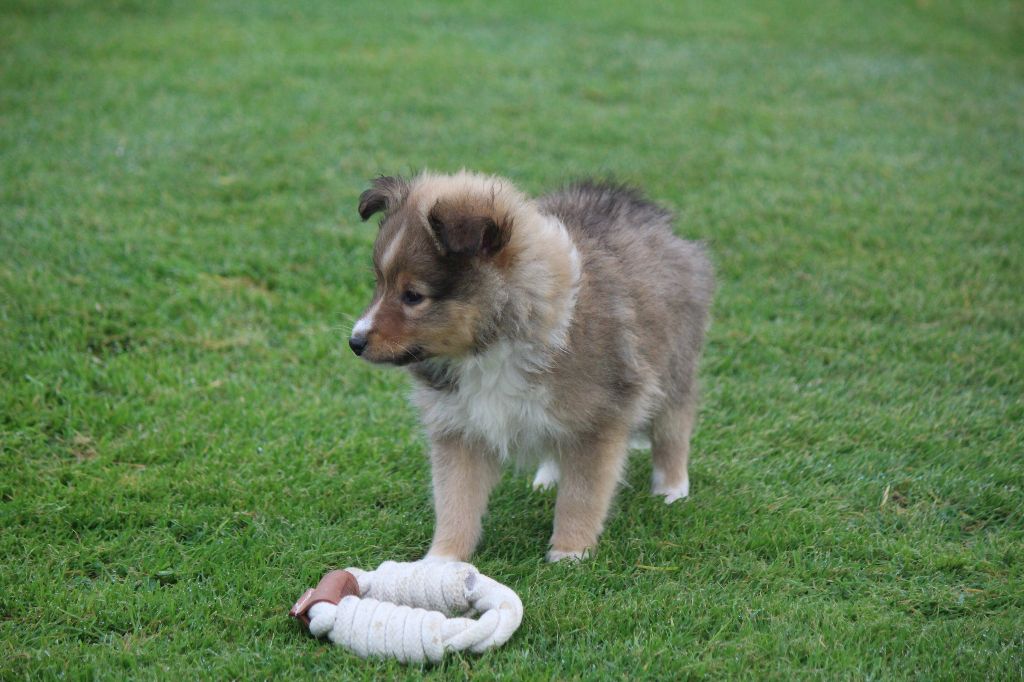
532;460;560;491
652;470;689;504
546;548;590;563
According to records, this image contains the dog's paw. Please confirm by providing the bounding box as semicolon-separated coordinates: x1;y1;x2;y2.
652;470;689;504
546;548;590;563
532;460;560;491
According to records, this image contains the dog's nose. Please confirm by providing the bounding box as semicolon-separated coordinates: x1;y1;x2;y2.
348;335;368;356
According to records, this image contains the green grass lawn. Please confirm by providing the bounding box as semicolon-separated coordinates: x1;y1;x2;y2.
2;0;1022;678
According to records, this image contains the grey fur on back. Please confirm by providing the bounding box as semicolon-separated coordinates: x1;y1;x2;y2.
538;180;714;436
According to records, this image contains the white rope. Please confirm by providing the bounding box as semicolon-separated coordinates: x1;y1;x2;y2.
301;560;523;664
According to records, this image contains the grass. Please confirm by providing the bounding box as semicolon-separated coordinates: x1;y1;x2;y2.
2;0;1022;678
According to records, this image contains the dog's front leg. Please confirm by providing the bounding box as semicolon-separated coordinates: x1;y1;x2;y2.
548;427;630;562
425;436;502;562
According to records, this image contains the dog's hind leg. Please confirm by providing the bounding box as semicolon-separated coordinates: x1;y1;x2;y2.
650;390;698;504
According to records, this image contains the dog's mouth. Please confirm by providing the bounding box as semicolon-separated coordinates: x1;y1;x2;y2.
363;345;428;366
391;346;428;366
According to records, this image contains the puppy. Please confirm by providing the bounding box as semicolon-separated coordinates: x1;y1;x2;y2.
350;171;713;562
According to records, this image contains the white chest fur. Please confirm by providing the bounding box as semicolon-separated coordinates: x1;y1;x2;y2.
413;341;565;460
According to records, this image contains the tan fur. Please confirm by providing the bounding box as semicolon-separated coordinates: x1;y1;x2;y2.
426;435;503;560
351;171;714;562
650;400;697;500
547;426;632;560
416;300;480;356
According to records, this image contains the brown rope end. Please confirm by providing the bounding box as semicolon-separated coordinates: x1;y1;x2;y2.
289;569;360;626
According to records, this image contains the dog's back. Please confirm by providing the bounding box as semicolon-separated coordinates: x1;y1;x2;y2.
539;180;714;429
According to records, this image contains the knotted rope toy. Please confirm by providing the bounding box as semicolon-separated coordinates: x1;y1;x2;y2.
289;560;523;663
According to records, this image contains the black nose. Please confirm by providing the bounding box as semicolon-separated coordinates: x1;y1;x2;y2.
348;335;367;356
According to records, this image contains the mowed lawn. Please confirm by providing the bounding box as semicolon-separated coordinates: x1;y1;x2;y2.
2;0;1022;678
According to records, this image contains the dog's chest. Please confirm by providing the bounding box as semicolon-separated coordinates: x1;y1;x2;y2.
414;342;564;459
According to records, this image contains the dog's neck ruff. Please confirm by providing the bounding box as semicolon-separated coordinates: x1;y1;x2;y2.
412;215;580;460
527;215;582;351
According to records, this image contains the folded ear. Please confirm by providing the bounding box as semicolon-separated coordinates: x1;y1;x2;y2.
427;201;510;258
358;175;408;221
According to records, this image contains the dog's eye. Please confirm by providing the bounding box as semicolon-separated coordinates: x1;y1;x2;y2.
400;290;425;306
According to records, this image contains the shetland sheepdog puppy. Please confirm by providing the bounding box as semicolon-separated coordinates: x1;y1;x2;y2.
349;171;713;561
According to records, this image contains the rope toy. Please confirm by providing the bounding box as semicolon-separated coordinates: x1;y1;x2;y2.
289;560;523;663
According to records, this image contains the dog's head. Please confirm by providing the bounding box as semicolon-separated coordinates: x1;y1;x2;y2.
348;173;518;365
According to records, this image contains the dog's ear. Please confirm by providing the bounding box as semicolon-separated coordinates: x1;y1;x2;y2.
358;175;408;221
427;201;510;258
